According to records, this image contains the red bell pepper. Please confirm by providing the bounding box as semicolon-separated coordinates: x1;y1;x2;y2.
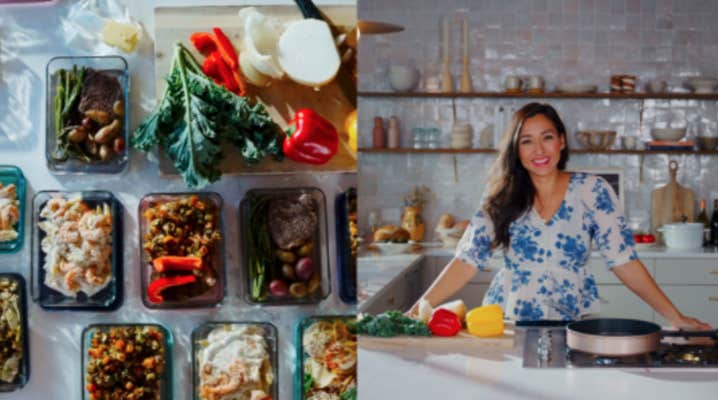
428;308;461;337
152;256;203;273
213;55;239;94
212;27;238;70
147;275;196;303
190;32;217;55
202;52;220;80
283;109;339;165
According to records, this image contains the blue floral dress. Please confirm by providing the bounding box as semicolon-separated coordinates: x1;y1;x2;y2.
455;173;637;321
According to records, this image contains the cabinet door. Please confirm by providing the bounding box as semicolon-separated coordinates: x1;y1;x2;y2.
655;286;718;326
362;272;410;315
654;259;718;285
594;285;654;321
451;283;490;309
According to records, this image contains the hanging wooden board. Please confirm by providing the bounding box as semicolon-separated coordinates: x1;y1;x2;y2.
152;5;357;177
651;160;695;240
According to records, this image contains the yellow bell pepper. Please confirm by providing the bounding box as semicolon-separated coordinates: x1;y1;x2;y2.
344;109;357;153
466;304;504;337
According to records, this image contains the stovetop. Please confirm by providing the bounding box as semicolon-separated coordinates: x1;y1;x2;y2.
522;327;718;368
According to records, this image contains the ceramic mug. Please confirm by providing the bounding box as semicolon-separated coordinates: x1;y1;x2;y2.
504;75;522;92
528;75;544;91
620;136;637;150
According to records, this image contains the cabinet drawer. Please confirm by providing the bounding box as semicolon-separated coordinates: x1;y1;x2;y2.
655;259;718;284
595;285;654;321
451;283;490;310
655;286;718;326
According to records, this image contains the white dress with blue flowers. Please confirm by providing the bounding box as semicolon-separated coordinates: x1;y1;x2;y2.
455;173;637;321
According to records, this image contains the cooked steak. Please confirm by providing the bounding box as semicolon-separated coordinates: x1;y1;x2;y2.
268;194;318;250
78;69;122;115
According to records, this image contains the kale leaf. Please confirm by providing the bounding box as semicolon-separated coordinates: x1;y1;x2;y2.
353;310;431;337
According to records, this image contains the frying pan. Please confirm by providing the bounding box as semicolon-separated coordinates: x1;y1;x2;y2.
567;318;718;356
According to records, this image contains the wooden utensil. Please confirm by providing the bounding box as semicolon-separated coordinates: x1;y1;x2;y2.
459;16;472;92
441;15;453;92
651;160;695;241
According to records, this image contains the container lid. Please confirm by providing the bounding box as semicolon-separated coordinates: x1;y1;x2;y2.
662;222;705;229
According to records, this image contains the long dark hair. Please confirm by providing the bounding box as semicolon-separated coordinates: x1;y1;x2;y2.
484;103;570;250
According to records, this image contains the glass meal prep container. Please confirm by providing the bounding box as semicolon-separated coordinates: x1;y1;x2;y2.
295;315;357;400
82;323;172;400
45;55;129;174
0;165;26;253
139;192;225;308
335;188;357;304
30;191;123;310
240;187;330;305
0;273;30;392
191;322;278;400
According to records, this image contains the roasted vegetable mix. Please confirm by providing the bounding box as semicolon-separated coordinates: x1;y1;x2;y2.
0;278;22;383
52;66;126;163
301;319;356;400
85;326;165;400
143;195;221;304
247;192;322;302
131;43;283;188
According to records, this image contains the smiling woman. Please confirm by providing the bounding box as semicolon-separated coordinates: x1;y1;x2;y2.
409;103;711;330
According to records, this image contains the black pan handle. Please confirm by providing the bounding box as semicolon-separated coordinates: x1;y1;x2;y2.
294;0;323;20
662;329;718;340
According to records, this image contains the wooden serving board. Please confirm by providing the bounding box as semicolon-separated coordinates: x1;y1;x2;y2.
358;329;515;352
651;160;695;239
153;5;357;177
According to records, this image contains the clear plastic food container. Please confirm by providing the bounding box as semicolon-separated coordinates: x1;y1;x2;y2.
0;165;26;253
335;188;357;304
82;323;172;400
240;187;330;305
138;192;225;308
0;273;30;392
45;55;129;174
30;191;122;310
295;315;357;400
191;322;278;400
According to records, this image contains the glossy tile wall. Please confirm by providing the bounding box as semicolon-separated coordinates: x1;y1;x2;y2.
358;0;718;236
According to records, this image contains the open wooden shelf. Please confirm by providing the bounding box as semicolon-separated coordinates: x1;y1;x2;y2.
359;148;718;155
358;91;718;100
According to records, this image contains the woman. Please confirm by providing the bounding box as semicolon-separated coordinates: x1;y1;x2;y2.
410;102;710;329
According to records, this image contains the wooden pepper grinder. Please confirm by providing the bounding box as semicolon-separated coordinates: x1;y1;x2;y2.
372;117;385;148
387;116;400;148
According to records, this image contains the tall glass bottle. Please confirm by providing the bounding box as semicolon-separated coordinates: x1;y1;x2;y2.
697;198;709;245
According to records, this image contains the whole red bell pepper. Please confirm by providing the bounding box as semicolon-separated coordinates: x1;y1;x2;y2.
283;109;339;165
428;308;461;337
147;275;197;303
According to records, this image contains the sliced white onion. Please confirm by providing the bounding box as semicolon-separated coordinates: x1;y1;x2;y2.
277;19;340;87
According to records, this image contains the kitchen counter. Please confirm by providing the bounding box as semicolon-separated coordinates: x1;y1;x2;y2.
409;244;718;259
357;331;718;400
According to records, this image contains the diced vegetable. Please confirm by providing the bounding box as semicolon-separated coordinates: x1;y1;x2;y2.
147;275;197;303
151;256;202;273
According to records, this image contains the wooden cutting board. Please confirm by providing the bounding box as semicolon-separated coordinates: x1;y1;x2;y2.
153;5;357;177
651;160;695;240
358;328;515;352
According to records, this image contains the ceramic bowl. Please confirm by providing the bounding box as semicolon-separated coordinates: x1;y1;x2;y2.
372;242;411;255
576;130;616;149
650;127;687;141
686;77;718;94
388;65;419;92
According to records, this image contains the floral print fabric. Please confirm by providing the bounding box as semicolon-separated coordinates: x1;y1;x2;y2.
455;173;637;321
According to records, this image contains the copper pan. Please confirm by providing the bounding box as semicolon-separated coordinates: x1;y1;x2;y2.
566;318;662;356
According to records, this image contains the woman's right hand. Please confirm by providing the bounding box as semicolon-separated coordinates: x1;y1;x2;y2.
670;314;713;331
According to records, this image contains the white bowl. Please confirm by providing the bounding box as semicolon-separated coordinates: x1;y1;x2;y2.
658;222;706;250
555;83;598;93
372;241;411;255
686;77;718;93
650;127;687;141
388;65;419;92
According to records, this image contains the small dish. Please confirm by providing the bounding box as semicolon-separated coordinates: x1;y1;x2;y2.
82;323;172;400
371;241;412;255
388;65;419;92
240;187;330;305
650;127;687;141
0;273;30;392
30;191;122;310
192;322;278;400
45;55;129;174
139;193;225;309
0;166;25;253
555;83;598;93
295;315;357;400
634;242;657;251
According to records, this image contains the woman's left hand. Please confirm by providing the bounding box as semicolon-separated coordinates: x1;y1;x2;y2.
670;314;713;330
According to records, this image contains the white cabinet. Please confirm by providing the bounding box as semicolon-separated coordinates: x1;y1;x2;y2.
594;285;654;321
654;259;718;285
655;286;718;326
